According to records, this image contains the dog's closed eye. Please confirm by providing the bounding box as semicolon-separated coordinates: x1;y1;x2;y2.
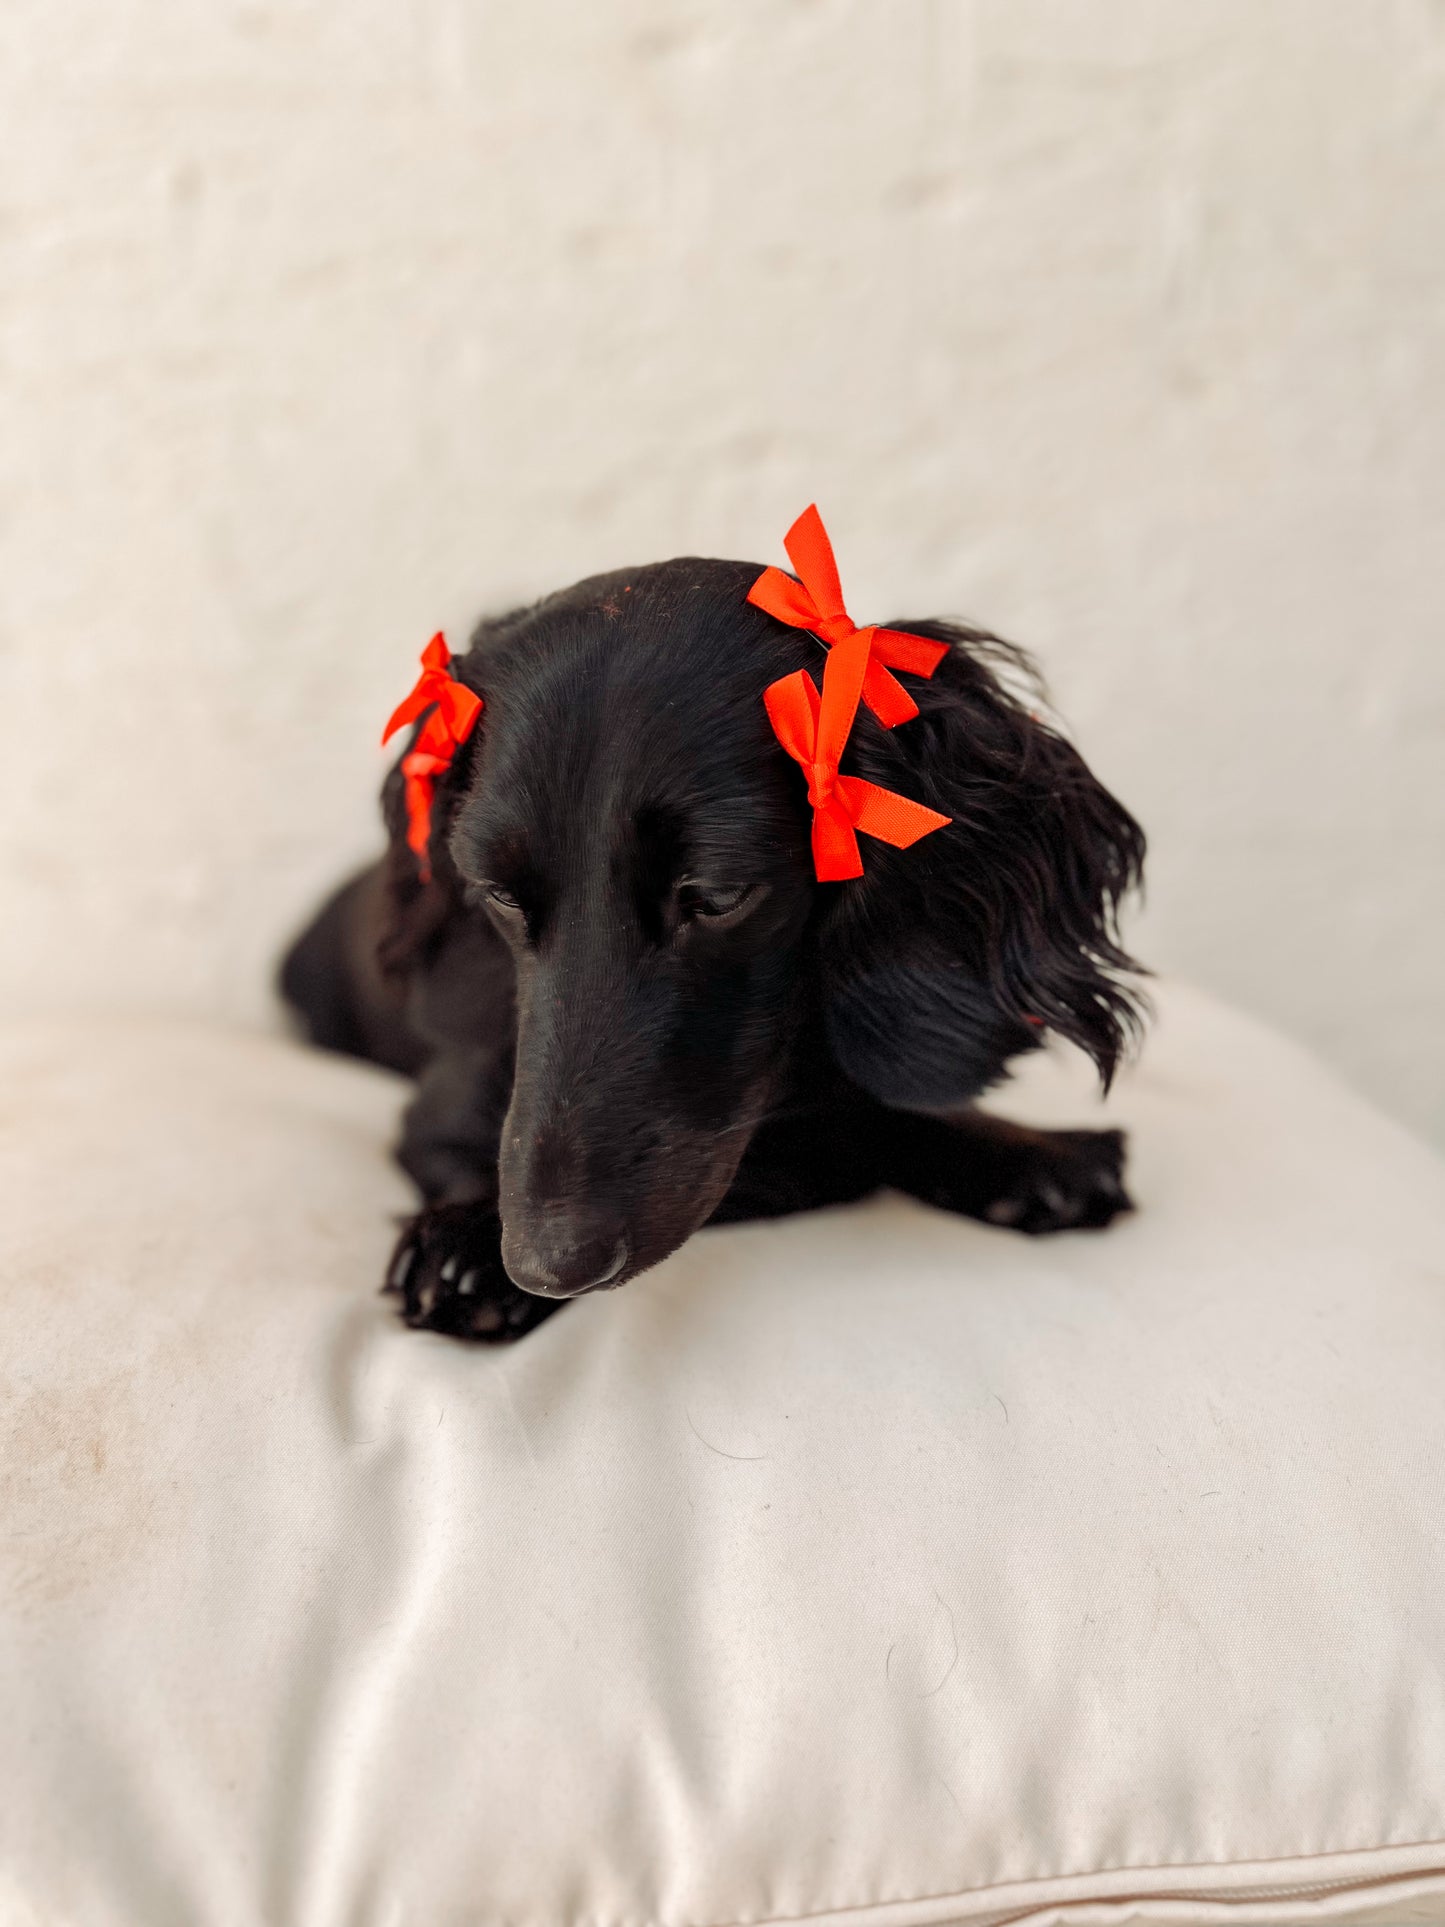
677;880;766;929
472;882;532;935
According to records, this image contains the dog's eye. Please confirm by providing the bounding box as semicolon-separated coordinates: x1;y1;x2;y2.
483;884;522;912
681;882;758;923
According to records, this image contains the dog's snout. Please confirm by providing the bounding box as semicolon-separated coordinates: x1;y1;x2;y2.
502;1223;630;1299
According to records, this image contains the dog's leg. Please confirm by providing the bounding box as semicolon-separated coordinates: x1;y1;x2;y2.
884;1110;1133;1234
386;1052;561;1341
711;1103;1130;1236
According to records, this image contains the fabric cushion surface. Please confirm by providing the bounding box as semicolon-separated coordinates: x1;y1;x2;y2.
1;984;1444;1927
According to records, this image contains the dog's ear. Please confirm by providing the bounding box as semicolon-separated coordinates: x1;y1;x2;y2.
817;622;1146;1110
375;688;484;981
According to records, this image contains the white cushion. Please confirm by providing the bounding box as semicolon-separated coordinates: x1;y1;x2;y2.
2;985;1444;1927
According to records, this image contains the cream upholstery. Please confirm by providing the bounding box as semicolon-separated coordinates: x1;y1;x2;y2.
2;985;1443;1926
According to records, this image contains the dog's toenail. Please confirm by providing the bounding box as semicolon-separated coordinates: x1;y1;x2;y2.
458;1269;479;1295
985;1197;1025;1225
440;1256;459;1283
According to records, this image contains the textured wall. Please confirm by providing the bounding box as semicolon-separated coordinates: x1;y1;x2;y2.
2;0;1442;1142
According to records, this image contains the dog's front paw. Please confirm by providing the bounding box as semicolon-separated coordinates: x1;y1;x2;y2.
981;1127;1133;1235
384;1202;561;1342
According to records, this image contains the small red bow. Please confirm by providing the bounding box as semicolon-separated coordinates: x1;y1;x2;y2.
764;628;950;881
747;504;948;727
381;633;483;876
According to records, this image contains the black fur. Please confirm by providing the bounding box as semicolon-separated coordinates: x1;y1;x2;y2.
280;555;1146;1339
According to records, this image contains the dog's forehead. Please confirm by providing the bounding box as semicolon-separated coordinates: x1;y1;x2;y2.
481;557;768;680
480;560;798;779
456;556;807;867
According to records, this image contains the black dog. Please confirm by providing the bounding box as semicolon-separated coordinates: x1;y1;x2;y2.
280;555;1145;1341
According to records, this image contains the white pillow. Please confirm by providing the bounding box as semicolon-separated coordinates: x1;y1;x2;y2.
2;985;1443;1927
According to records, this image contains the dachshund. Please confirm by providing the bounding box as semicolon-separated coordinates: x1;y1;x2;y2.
280;551;1146;1341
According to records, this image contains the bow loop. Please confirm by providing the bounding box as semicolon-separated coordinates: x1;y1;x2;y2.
381;633;484;877
747;504;948;726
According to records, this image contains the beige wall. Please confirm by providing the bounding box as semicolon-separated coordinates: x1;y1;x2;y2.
2;0;1442;1143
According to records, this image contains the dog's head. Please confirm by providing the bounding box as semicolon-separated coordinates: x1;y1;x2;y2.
383;557;1145;1297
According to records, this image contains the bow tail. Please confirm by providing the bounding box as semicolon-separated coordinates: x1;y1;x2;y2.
401;767;435;860
400;748;451;867
860;657;921;728
856;628;950;729
873;627;949;678
837;775;951;852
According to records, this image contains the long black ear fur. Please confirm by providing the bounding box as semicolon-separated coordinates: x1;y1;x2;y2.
819;621;1146;1110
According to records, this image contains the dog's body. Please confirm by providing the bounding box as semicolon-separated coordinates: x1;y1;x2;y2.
281;556;1146;1340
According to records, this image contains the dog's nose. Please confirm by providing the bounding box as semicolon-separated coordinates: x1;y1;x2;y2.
502;1226;630;1299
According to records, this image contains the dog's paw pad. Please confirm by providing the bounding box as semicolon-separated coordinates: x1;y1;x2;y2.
984;1129;1133;1236
983;1195;1026;1227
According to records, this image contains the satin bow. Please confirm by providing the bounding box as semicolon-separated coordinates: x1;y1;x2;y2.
747;504;948;727
763;628;950;881
381;633;484;876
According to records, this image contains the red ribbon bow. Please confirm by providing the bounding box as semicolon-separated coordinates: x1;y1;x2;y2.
763;628;951;881
381;633;484;876
747;504;948;727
